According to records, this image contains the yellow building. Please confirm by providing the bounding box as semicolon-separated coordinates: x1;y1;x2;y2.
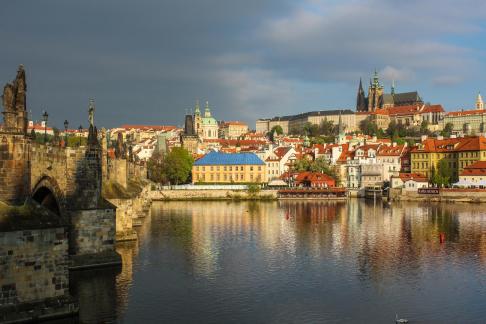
410;136;486;179
192;151;267;184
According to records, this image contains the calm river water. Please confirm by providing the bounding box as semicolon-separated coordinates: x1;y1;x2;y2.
67;200;486;323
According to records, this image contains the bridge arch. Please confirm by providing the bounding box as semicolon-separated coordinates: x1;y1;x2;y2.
31;176;65;216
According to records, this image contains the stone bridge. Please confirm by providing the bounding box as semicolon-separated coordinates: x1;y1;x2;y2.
0;65;119;268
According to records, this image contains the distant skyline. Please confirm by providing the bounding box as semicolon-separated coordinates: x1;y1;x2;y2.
1;0;485;129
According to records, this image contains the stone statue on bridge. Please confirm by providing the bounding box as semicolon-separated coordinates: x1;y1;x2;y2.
2;65;28;133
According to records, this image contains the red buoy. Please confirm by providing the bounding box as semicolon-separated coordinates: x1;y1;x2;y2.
439;232;446;243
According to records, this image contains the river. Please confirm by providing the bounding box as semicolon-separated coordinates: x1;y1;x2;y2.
65;200;486;323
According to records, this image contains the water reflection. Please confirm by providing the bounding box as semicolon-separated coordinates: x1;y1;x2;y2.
67;200;486;323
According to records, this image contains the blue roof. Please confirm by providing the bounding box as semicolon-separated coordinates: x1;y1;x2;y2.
194;151;265;166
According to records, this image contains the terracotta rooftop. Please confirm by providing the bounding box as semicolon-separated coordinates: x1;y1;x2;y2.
446;109;486;117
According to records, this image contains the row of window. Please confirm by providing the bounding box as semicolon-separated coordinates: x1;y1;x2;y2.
195;165;263;171
197;174;261;181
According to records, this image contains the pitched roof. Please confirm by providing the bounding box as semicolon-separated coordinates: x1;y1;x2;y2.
294;172;335;183
274;147;292;158
411;136;486;153
393;91;422;105
377;144;405;156
398;172;428;182
194;151;265;165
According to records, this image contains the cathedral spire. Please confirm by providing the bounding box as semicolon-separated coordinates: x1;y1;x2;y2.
391;80;396;95
356;78;367;112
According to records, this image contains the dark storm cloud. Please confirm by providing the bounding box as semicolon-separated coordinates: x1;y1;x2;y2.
0;0;485;128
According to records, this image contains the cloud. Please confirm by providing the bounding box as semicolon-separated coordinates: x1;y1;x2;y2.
432;76;464;86
0;0;485;127
379;66;414;82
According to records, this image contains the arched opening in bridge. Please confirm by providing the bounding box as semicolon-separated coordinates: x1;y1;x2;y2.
32;187;61;216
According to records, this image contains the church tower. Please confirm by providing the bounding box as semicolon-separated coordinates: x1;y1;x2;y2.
476;92;484;110
367;70;384;112
356;78;367;112
336;110;346;144
193;100;203;137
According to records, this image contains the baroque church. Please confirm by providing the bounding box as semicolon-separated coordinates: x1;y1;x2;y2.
356;71;423;112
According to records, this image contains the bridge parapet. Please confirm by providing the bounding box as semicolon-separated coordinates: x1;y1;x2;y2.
30;143;102;210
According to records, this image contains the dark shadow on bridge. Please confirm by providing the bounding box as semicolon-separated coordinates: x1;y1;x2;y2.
32;186;61;216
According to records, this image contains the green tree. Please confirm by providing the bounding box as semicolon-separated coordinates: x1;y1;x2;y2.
303;122;319;137
271;125;283;135
420;120;430;135
162;147;194;185
432;159;452;187
441;122;454;138
267;125;284;141
147;152;166;183
359;117;378;136
319;120;335;136
292;157;339;181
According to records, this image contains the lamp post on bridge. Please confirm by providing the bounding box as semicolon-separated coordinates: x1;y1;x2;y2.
78;125;83;147
64;120;69;147
42;110;48;144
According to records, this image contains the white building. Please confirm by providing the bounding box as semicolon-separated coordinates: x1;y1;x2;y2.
265;147;297;180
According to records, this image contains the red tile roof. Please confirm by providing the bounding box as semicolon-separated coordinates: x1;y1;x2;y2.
377;144;406;156
446;109;486;117
120;125;177;131
460;160;486;176
411;136;486;153
398;173;428;182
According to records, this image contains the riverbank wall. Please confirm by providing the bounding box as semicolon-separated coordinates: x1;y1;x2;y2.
150;189;278;201
390;188;486;203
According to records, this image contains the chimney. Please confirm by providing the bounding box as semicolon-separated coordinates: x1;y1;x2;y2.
437;135;444;140
421;135;428;142
392;142;397;147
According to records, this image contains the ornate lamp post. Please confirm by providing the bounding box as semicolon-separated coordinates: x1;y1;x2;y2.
78;125;83;147
64;120;69;147
42;110;48;144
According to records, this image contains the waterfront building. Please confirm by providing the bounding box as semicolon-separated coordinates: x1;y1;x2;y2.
376;143;407;181
391;173;428;191
192;151;267;183
294;172;336;188
410;136;486;179
458;160;486;186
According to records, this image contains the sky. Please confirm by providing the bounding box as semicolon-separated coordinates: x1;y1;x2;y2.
1;0;485;129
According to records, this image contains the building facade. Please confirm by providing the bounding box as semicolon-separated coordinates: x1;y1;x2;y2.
192;151;267;183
